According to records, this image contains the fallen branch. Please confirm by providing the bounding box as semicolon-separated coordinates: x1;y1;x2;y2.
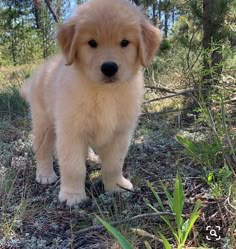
223;97;236;104
150;108;191;115
76;212;175;235
144;89;195;104
145;85;177;94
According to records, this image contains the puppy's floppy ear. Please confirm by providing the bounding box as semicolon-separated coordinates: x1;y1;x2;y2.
57;19;77;66
139;19;162;67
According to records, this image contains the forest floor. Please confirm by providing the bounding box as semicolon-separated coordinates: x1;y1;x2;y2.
0;102;234;249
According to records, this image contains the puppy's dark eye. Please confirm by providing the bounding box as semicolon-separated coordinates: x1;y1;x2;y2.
120;39;130;47
88;40;98;48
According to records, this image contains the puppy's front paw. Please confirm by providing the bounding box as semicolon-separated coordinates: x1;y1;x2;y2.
59;190;87;206
36;172;58;184
104;177;133;192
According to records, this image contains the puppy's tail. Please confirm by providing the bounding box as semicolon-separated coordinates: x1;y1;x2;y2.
20;79;30;102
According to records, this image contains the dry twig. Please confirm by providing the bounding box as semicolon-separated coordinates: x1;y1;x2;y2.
76;212;175;235
144;89;195;104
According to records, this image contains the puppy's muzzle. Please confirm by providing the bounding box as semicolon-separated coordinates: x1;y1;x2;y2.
101;62;118;78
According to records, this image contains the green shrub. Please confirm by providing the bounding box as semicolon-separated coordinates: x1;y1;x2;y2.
0;85;28;118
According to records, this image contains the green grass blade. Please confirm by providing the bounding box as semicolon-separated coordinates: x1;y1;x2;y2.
173;175;184;238
161;216;179;242
181;200;201;244
159;233;172;249
180;219;190;242
176;135;196;152
96;216;133;249
176;136;203;164
160;181;173;211
144;241;152;249
147;181;165;211
146;203;159;213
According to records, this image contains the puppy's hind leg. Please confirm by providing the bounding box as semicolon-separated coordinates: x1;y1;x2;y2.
32;113;57;184
87;147;100;163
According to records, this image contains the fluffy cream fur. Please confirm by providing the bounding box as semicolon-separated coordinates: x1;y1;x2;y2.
21;0;162;206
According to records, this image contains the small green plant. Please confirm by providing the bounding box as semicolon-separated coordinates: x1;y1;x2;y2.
97;175;201;249
1;200;28;239
176;135;222;169
206;164;232;197
147;175;201;249
176;96;235;197
96;215;133;249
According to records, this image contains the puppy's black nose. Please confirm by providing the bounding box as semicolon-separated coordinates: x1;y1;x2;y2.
101;62;118;77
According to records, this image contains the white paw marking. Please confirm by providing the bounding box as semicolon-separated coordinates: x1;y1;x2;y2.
104;177;133;192
59;190;87;206
36;172;58;184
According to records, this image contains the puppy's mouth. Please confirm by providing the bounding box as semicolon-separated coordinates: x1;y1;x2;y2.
103;76;118;84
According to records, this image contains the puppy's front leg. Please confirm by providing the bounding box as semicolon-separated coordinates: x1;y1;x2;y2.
98;132;133;192
56;129;87;206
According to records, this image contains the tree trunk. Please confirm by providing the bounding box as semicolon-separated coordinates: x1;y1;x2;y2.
164;10;168;37
152;2;157;26
152;2;157;25
202;0;212;80
172;8;175;24
202;0;224;98
33;0;41;29
133;0;140;5
44;0;58;22
158;1;161;21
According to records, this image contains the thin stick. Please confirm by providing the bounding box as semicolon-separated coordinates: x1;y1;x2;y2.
144;89;195;104
145;85;177;94
76;212;175;235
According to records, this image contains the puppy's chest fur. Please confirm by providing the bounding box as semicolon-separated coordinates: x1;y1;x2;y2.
61;83;142;147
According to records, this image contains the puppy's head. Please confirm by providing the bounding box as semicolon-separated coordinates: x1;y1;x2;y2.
57;0;162;84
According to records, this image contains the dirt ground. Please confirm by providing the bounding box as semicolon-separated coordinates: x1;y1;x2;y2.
0;109;234;248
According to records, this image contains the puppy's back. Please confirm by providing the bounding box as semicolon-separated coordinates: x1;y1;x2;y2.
20;55;63;105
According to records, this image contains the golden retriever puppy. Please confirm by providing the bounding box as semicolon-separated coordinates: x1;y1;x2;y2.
21;0;162;206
